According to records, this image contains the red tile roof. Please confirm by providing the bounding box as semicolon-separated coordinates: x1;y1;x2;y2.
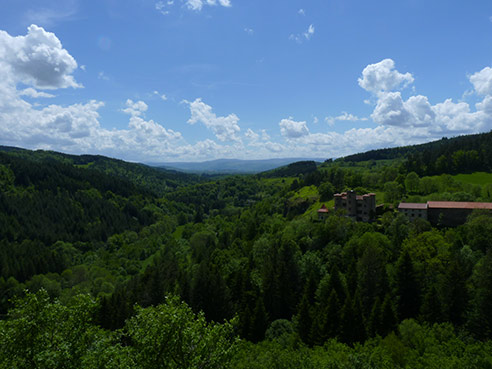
398;203;428;210
427;201;492;210
318;204;329;213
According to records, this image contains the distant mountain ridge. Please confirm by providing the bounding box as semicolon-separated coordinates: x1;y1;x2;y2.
151;158;326;174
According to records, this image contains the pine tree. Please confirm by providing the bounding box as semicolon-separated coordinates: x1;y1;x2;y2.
394;250;421;320
322;289;341;339
357;244;387;316
340;295;354;344
250;297;268;343
467;251;492;339
296;293;313;345
440;258;468;326
379;294;397;337
304;273;319;305
340;292;366;345
327;264;346;302
352;292;366;343
367;297;381;337
420;285;442;323
346;262;358;297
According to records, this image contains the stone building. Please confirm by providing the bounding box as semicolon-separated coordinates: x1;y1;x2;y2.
398;202;428;220
333;190;376;222
398;201;492;227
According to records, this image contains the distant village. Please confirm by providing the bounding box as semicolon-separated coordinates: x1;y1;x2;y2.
318;190;492;227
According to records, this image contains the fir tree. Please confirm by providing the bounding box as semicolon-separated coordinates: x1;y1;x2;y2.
367;297;381;337
250;297;268;343
467;251;492;339
322;289;341;340
394;250;420;320
440;258;468;326
296;293;313;345
380;294;397;337
420;285;442;323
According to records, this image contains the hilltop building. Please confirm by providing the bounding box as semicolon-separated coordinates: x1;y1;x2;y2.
334;190;376;222
399;201;492;227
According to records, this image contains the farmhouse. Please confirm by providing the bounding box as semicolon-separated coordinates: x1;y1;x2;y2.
333;190;376;222
399;201;492;227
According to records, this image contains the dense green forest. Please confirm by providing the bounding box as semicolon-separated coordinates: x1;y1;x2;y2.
1;134;492;368
340;130;492;176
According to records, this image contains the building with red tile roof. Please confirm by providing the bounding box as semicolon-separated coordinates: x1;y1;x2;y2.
317;204;329;220
398;201;492;226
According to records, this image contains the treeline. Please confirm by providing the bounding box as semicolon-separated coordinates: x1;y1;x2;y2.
2;289;492;368
0;146;200;195
258;161;318;178
338;131;492;176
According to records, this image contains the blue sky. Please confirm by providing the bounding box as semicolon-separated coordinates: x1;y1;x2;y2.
1;0;492;162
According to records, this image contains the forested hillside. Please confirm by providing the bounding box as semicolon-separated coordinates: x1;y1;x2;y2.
1;145;492;368
340;130;492;176
0;146;200;195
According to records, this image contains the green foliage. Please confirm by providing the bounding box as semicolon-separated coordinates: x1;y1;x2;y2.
0;289;114;368
232;320;492;369
3;142;492;366
318;181;335;201
464;211;492;252
402;231;451;281
404;172;420;193
0;290;238;369
340;130;492;177
468;250;492;339
383;181;404;203
126;296;238;369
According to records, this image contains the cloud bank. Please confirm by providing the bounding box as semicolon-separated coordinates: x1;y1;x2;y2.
1;26;492;162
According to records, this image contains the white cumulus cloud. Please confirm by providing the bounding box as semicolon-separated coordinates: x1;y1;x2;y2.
469;67;492;95
122;99;148;117
245;128;270;142
0;26;194;162
245;128;259;141
0;25;81;90
358;58;414;93
325;112;368;125
279;118;310;138
19;87;55;98
185;98;241;142
356;59;492;136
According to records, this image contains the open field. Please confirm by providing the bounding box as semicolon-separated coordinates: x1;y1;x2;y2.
453;172;492;186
